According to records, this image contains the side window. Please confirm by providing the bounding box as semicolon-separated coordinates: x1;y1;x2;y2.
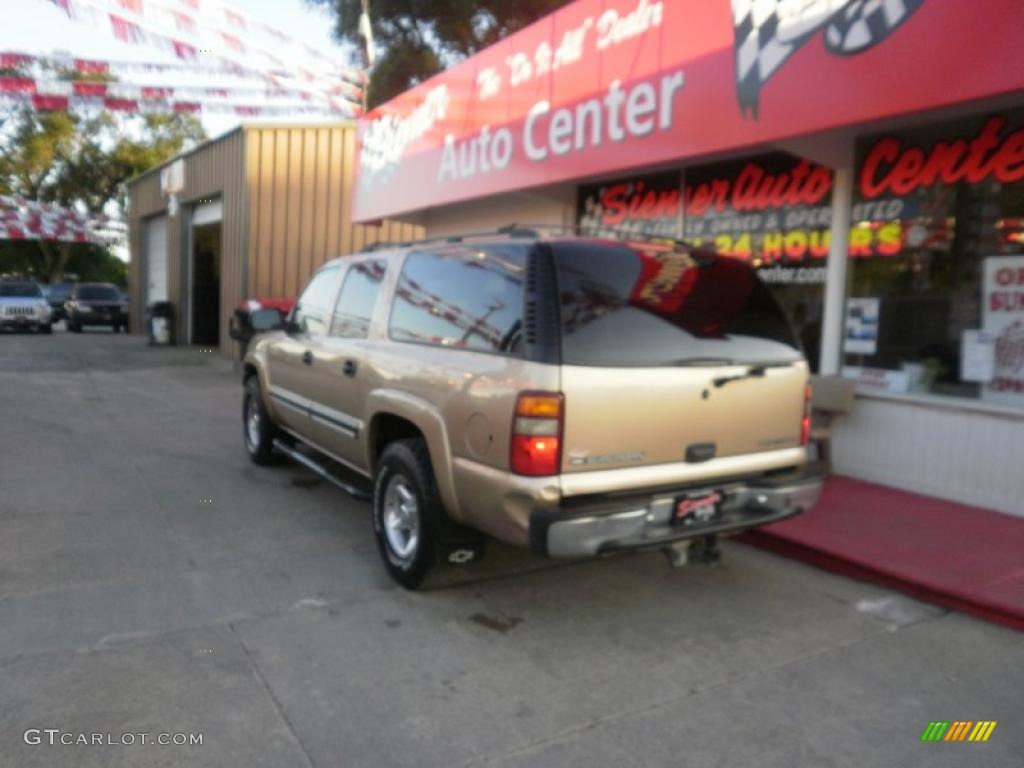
330;259;387;338
293;266;342;335
388;245;526;354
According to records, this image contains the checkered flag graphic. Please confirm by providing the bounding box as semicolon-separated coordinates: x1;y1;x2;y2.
731;0;925;117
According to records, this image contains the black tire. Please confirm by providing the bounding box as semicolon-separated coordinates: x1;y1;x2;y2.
70;321;81;333
373;439;445;590
40;323;52;335
113;324;121;333
243;376;279;465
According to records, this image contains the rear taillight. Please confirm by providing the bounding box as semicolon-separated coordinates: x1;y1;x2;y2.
800;382;813;446
510;392;563;476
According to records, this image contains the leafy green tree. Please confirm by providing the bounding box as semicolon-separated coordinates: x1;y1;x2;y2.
0;240;128;286
1;103;204;282
66;244;128;286
309;0;570;105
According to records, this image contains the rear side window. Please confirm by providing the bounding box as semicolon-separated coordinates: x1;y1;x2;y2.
553;242;802;367
389;245;527;355
331;260;386;339
293;266;342;335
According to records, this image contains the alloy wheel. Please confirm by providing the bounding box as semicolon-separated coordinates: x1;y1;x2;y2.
383;475;420;560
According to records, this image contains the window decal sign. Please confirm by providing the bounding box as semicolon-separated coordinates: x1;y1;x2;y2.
845;297;880;355
354;0;1024;222
577;171;681;238
860;116;1024;200
684;153;836;267
983;255;1024;406
682;153;912;269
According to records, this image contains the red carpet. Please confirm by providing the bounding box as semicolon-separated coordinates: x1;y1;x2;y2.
738;475;1024;632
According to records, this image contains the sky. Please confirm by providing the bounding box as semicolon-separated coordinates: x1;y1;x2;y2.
2;0;355;138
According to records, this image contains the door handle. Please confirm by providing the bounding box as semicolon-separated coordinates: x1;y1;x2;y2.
301;350;313;366
342;359;358;377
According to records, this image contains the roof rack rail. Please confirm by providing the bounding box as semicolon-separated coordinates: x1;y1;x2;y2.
357;225;544;252
487;223;701;251
363;240;400;251
351;224;700;253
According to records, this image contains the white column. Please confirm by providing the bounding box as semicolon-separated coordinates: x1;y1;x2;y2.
819;144;855;375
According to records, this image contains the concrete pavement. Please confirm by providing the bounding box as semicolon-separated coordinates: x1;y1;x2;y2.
0;330;1020;767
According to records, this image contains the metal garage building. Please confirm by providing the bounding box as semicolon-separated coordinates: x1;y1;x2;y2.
127;122;421;357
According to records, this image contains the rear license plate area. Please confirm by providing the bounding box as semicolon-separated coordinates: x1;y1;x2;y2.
671;490;723;528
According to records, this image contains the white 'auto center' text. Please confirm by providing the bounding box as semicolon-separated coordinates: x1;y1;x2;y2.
437;70;685;183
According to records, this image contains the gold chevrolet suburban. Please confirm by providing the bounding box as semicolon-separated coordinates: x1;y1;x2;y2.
241;231;822;589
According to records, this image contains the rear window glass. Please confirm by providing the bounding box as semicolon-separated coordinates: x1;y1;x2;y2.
389;245;527;355
331;260;386;339
0;283;42;298
293;267;342;335
77;286;121;301
553;242;802;367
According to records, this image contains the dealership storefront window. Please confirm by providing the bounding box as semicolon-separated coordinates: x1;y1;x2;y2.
842;111;1024;409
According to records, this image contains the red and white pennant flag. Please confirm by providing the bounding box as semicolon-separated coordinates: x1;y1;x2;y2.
0;195;123;244
2;51;365;105
0;73;361;110
44;0;363;99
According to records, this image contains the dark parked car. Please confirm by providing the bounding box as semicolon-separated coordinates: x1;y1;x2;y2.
47;282;76;323
65;283;130;333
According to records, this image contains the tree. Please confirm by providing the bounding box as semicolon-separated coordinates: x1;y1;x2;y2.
1;99;205;282
0;240;128;286
309;0;571;106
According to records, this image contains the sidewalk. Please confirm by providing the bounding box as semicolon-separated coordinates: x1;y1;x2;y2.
739;475;1024;632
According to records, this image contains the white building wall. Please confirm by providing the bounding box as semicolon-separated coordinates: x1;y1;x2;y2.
421;185;576;238
832;395;1024;518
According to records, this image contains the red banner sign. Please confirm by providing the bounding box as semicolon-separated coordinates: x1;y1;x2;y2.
354;0;1024;222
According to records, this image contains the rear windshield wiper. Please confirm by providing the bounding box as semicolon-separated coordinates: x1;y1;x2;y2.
713;360;795;388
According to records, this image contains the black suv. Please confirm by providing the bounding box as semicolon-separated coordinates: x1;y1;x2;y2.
66;283;130;333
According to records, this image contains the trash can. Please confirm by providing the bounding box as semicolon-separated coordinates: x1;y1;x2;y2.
147;301;175;346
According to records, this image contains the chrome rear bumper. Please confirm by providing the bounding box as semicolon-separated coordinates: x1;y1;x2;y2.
529;465;824;558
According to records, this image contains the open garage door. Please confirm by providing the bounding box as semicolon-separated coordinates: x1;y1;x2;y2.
144;216;169;304
190;200;223;346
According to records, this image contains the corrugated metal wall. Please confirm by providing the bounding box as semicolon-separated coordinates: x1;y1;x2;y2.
127;128;246;350
127;123;423;358
127;163;167;333
245;125;422;301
